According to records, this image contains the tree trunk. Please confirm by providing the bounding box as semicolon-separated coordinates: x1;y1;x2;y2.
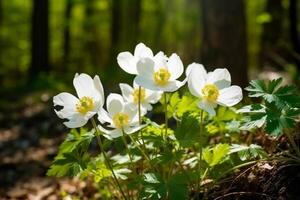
108;0;122;75
201;0;248;88
63;0;73;68
0;0;3;25
84;0;102;72
289;0;300;71
123;0;141;47
260;0;284;69
153;0;168;52
29;0;49;80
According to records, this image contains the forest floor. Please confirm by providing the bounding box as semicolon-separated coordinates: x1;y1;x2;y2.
0;89;300;200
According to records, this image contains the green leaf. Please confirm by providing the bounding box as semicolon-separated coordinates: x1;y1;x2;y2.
141;173;166;199
240;81;300;136
174;112;200;147
144;173;161;184
167;173;189;200
229;144;267;161
47;128;95;177
47;152;90;177
203;143;230;167
58;128;95;155
245;78;300;109
167;92;199;118
114;168;132;180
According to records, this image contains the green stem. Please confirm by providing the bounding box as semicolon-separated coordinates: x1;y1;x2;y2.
91;118;127;200
138;86;147;162
285;131;300;158
164;93;168;139
201;167;209;183
138;86;142;125
129;135;150;161
196;110;204;200
128;135;159;172
121;129;134;165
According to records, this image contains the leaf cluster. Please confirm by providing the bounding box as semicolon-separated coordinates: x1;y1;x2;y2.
241;78;300;136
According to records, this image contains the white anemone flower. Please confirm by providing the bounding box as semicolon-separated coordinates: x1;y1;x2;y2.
117;43;153;75
53;73;104;128
134;53;186;92
119;82;162;115
97;93;144;139
186;63;243;116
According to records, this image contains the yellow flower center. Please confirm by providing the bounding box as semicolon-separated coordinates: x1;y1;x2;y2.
132;88;146;104
112;112;130;128
76;96;95;115
201;84;219;102
153;68;171;86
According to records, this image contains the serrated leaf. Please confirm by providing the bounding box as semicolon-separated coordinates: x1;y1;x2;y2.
174;112;200;147
144;173;161;184
229;144;267;161
47;129;94;177
47;152;90;177
114;168;132;180
203;143;230;167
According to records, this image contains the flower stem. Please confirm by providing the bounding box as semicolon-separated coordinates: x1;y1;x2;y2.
121;129;134;164
196;110;204;200
164;93;168;139
138;86;142;125
91;118;127;200
128;135;159;172
128;135;150;162
138;86;147;151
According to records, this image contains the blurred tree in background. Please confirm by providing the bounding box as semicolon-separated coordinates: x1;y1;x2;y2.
0;0;299;91
201;0;248;87
29;0;49;81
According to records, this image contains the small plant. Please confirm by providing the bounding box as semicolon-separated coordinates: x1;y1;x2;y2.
240;78;300;158
49;43;272;199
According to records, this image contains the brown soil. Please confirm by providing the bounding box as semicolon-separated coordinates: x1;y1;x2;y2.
0;92;98;199
208;161;300;200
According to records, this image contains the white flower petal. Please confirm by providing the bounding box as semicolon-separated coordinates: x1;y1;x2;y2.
98;126;122;139
64;115;87;128
153;51;168;70
73;73;95;98
126;102;137;110
93;75;105;107
143;103;152;111
83;111;97;121
187;63;207;97
134;76;159;91
217;86;243;107
133;81;139;89
124;125;146;135
107;93;124;116
117;52;137;74
198;101;216;116
134;43;153;58
124;103;138;120
166;53;184;80
53;92;78;108
158;80;186;92
185;62;206;77
55;107;77;119
136;57;155;77
97;108;113;124
120;83;134;102
207;68;231;89
145;90;162;104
